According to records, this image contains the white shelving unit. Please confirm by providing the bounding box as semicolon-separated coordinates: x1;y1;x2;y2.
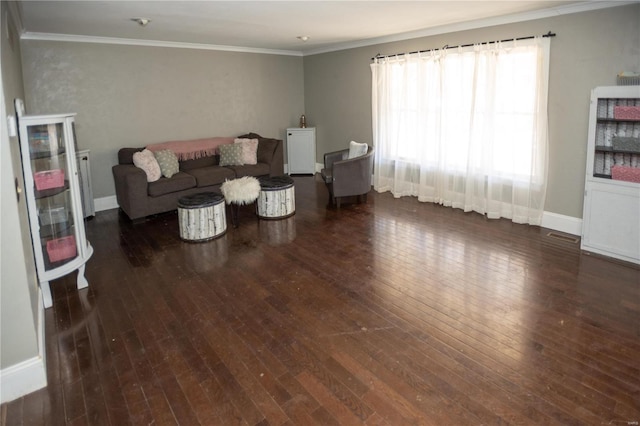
287;127;316;174
16;99;93;308
581;86;640;264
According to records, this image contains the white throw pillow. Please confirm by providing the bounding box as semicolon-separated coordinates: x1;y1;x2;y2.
132;149;161;182
234;138;259;165
348;140;368;159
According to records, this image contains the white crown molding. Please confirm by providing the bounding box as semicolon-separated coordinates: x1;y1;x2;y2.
20;32;304;57
17;1;636;57
304;1;638;56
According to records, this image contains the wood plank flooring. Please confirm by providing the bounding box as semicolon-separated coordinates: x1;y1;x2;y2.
2;175;639;425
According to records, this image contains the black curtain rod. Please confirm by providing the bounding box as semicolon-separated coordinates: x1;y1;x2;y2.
372;31;556;61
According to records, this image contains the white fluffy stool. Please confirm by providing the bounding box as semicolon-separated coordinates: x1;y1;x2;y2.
220;176;261;227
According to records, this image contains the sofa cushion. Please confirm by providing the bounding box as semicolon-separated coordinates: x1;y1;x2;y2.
186;166;236;187
237;133;282;166
225;163;271;178
118;147;143;165
238;132;262;140
147;172;196;197
179;155;218;171
257;138;279;164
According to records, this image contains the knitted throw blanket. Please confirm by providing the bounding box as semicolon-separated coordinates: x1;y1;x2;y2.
146;137;234;161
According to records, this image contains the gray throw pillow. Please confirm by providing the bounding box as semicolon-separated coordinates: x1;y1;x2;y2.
219;143;244;166
154;149;179;178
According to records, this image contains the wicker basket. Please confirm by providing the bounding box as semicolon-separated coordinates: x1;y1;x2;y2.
39;207;67;226
612;137;640;153
613;106;640;121
46;235;77;263
34;169;65;191
611;165;640;183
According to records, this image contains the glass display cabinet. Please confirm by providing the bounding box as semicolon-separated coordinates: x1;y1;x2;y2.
15;99;93;308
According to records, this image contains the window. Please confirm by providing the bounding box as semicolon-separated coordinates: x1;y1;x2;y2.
371;37;550;224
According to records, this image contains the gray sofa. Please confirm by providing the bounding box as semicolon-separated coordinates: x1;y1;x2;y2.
112;133;284;221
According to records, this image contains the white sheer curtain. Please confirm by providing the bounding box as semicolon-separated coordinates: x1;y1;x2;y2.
371;37;550;225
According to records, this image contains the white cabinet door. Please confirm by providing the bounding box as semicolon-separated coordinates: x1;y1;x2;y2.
582;180;640;264
287;128;316;174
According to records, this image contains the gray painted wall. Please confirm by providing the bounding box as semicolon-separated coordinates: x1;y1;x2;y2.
303;4;640;219
1;0;41;370
21;42;305;198
19;4;640;219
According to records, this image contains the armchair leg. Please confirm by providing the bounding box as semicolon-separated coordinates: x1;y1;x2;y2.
336;197;341;209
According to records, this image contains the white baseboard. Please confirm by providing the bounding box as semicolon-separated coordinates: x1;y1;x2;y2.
91;189;582;237
283;163;321;175
0;293;47;404
541;211;582;236
94;195;118;212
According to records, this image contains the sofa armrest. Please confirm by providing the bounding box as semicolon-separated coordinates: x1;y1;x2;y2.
112;164;148;220
324;149;349;173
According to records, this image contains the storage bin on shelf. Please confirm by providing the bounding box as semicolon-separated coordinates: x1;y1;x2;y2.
46;235;76;262
613;106;640;120
34;169;65;191
611;165;640;183
39;206;67;226
612;137;640;153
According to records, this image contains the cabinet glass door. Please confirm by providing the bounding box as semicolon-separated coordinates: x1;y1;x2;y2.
592;98;640;179
27;122;78;271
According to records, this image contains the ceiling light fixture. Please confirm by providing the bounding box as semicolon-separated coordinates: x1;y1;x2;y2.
296;36;310;42
131;17;151;27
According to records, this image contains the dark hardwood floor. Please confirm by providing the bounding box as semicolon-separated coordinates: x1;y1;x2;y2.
2;175;639;425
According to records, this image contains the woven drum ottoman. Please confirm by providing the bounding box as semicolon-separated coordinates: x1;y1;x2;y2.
257;175;296;219
177;192;226;242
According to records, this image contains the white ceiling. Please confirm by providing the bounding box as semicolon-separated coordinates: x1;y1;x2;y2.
16;1;628;55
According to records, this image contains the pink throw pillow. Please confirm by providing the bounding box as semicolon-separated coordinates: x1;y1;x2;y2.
234;138;259;165
132;149;161;182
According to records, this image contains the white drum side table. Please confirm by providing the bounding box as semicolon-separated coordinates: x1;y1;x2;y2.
177;192;227;242
257;175;296;219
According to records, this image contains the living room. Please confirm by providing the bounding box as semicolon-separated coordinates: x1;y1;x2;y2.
1;1;639;424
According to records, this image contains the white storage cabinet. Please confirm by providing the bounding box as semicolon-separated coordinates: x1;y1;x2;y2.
16;101;94;308
581;86;640;264
287;127;316;174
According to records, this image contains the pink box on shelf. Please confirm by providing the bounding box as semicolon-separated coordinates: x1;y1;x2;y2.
611;165;640;183
613;106;640;120
46;235;77;263
34;169;65;191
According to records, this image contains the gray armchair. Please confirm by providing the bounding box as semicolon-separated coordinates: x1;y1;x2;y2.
320;145;374;208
